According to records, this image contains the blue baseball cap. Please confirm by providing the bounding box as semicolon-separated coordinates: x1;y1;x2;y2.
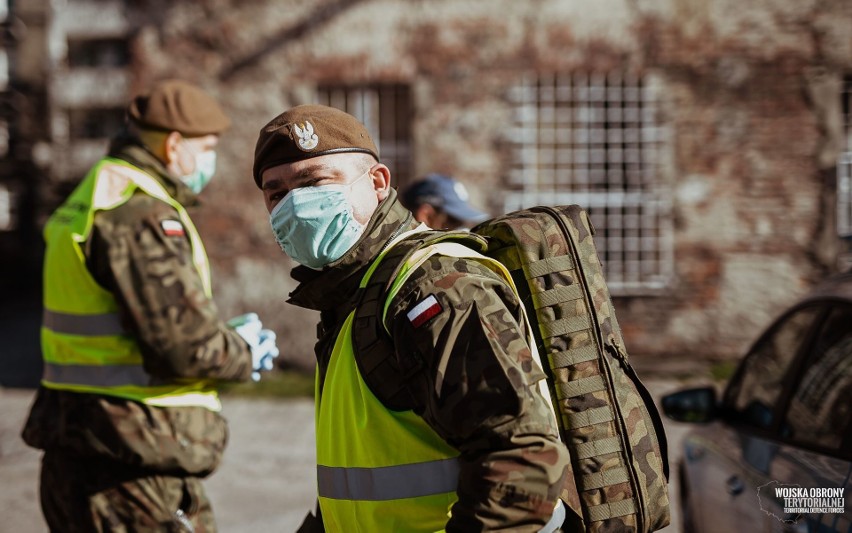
402;174;489;223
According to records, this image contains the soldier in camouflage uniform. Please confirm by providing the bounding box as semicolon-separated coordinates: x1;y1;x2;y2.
22;80;277;532
254;105;569;532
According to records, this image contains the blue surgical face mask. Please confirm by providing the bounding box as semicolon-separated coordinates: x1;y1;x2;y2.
180;142;217;194
269;171;371;269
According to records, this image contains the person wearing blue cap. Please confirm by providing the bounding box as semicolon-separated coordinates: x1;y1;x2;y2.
401;173;490;230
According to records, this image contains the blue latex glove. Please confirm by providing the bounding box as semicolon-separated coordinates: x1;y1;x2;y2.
227;313;280;382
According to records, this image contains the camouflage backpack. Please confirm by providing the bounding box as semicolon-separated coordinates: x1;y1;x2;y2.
353;205;671;532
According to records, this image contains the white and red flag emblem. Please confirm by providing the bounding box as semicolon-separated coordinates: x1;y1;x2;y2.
406;294;443;328
160;219;185;237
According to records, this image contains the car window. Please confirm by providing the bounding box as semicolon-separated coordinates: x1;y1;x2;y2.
726;306;821;430
782;304;852;453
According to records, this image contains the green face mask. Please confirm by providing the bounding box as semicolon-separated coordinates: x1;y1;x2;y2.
180;145;217;194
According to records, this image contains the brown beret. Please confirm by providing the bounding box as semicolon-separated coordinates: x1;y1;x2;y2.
127;79;231;136
253;104;379;187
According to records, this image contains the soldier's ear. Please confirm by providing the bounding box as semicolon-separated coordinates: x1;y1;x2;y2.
414;203;436;225
163;131;184;165
370;163;391;201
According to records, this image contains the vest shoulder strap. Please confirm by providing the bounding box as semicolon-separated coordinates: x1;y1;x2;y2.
94;160;178;207
351;230;486;411
92;160;212;296
91;164;138;211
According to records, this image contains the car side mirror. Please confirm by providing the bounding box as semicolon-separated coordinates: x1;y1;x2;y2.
661;386;718;423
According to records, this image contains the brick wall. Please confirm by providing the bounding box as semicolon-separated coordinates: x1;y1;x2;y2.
44;0;852;366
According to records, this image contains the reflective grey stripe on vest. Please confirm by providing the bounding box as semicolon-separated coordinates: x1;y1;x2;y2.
43;309;125;336
43;362;150;387
317;457;459;501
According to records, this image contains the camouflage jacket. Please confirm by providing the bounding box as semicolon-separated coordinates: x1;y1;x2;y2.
21;135;253;476
289;192;569;532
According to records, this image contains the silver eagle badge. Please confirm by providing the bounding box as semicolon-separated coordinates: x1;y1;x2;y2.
293;121;319;151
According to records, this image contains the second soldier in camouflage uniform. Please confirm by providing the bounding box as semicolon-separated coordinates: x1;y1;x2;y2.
254;105;569;532
23;80;277;532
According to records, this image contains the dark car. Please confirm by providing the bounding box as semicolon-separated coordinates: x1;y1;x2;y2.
662;273;852;533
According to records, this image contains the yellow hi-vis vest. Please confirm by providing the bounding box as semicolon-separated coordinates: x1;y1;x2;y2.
40;157;221;411
316;231;558;532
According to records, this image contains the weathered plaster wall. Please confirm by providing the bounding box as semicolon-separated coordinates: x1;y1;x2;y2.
75;0;852;366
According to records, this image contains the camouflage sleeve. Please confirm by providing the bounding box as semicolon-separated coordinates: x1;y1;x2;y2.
387;255;569;532
86;193;253;382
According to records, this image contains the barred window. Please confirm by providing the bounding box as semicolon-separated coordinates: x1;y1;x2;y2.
506;72;673;292
67;38;130;68
315;84;413;189
0;183;15;231
838;77;852;239
0;49;7;91
69;107;124;139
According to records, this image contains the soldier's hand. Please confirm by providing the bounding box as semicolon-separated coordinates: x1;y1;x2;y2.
227;313;280;382
252;328;279;381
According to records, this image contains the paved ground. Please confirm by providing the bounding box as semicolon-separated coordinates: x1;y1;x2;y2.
0;391;318;533
0;373;698;533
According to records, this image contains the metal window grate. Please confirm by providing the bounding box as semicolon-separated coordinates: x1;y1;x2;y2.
69;107;125;140
315;84;413;188
839;77;852;238
67;38;130;68
506;72;673;292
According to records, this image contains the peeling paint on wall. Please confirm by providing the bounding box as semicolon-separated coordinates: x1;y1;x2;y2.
17;0;852;364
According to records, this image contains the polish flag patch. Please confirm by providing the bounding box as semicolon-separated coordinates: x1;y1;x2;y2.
406;294;443;329
160;219;185;237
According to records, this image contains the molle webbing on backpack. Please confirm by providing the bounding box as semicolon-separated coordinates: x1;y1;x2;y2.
473;205;671;533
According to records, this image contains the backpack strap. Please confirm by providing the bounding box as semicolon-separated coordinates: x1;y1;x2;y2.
351;230;486;411
351;229;557;422
383;241;559;422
